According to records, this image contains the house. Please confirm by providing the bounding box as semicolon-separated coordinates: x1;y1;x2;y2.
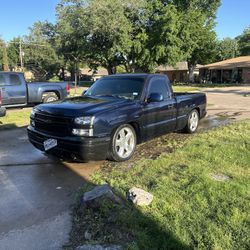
200;56;250;84
157;62;203;83
80;67;108;81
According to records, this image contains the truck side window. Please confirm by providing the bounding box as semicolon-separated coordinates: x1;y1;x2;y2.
148;78;170;100
9;74;21;85
0;74;8;86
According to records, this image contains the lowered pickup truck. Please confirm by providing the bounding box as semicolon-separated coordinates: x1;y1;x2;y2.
0;72;70;107
28;74;207;162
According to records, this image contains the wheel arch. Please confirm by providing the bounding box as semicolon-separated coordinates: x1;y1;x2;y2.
42;91;60;100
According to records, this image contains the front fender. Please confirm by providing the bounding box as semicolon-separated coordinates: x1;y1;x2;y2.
94;103;142;137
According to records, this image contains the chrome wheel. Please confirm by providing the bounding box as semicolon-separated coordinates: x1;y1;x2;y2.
114;126;136;159
189;110;199;132
46;96;57;102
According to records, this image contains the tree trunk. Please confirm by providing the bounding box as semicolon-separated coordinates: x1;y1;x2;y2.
188;61;195;83
59;67;65;81
107;63;116;75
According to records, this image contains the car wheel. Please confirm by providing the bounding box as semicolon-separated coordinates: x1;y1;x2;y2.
184;109;199;134
108;124;137;162
43;93;59;103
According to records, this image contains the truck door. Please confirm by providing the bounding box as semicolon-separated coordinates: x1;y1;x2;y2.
0;73;27;106
141;76;176;139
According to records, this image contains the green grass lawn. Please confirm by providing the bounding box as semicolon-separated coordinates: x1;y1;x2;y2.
70;87;87;97
70;121;250;249
0;109;31;130
172;86;201;92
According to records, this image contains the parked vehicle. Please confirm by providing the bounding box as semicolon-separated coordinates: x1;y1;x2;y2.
28;74;207;162
0;72;70;108
0;89;6;117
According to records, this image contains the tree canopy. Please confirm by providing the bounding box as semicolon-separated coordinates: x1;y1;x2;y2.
5;0;250;83
216;38;239;61
237;27;250;56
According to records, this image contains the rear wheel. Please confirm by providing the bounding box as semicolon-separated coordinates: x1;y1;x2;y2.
184;109;199;133
108;124;137;162
43;93;59;103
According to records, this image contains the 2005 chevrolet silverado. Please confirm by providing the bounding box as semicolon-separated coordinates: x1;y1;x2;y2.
0;72;70;108
28;74;207;162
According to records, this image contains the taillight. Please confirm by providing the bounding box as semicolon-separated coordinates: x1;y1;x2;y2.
66;83;70;93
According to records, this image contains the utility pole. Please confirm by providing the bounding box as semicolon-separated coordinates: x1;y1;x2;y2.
19;38;24;71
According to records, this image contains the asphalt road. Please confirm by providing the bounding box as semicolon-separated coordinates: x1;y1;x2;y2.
0;128;100;250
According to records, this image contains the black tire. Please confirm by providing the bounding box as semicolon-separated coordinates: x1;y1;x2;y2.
184;109;199;134
43;93;59;103
108;124;137;162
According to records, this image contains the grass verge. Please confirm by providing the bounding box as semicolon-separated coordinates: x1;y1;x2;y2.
69;121;250;249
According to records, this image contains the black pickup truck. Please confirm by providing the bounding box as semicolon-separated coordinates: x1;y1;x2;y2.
28;74;207;162
0;72;70;108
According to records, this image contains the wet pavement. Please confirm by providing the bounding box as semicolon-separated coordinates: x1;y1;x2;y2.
0;128;101;250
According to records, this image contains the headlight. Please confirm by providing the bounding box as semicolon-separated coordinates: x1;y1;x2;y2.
30;108;38;118
74;116;95;126
72;128;93;136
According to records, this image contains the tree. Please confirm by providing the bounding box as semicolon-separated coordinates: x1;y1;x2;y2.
56;0;184;74
22;21;61;80
57;0;134;75
168;0;221;82
237;27;250;56
7;37;20;70
125;1;183;73
216;38;239;61
0;39;9;71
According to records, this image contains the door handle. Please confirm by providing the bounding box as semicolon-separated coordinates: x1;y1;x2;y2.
168;104;174;109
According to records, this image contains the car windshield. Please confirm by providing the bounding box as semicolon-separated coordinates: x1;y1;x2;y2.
84;77;145;100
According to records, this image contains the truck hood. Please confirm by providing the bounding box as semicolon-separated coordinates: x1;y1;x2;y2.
36;96;133;117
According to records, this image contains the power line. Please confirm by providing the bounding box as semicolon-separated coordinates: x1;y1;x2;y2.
6;41;48;47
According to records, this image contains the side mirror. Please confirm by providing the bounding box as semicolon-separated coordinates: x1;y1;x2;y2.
147;93;163;103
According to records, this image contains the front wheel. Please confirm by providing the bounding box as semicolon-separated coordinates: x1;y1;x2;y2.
184;109;199;134
108;124;137;162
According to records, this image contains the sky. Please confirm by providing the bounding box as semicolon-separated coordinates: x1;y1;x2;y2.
0;0;249;41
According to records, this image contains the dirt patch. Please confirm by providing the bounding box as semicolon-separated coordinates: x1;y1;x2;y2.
101;132;190;174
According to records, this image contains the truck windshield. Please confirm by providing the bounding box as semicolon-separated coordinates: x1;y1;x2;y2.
84;77;145;100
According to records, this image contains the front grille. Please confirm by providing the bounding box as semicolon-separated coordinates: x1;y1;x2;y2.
34;111;73;136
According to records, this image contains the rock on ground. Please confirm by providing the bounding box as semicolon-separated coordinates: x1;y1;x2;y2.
128;187;153;206
210;173;231;182
82;184;121;209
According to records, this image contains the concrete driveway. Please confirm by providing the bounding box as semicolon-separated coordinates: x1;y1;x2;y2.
204;86;250;120
0;128;101;250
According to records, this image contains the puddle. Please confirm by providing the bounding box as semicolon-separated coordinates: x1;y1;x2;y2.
198;115;232;131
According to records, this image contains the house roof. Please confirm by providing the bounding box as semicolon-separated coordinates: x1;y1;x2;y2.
157;61;203;71
202;56;250;70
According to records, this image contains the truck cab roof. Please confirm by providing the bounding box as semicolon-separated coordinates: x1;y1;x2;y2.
103;73;168;79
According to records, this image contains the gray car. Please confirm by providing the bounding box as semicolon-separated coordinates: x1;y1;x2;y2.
0;106;6;117
0;72;70;108
0;89;6;117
